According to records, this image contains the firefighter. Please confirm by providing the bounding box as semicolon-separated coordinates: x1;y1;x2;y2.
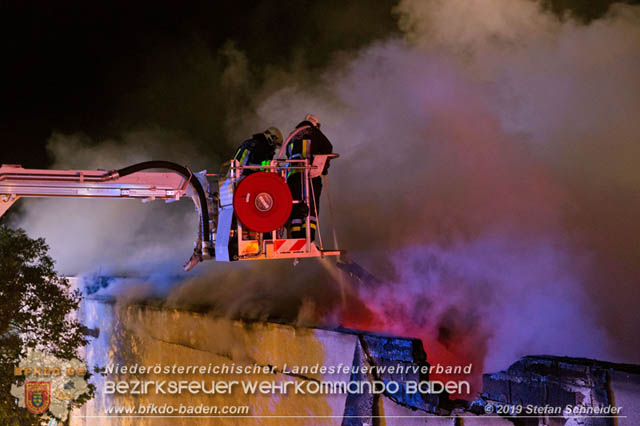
233;127;283;176
285;113;333;240
228;127;283;245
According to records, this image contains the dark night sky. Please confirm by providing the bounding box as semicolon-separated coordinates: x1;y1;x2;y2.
1;0;635;168
0;0;400;167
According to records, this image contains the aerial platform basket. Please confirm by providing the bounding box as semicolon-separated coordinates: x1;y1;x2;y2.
213;154;342;262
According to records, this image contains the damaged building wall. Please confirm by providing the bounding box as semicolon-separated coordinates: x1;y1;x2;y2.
481;355;640;426
72;296;517;426
67;278;639;426
73;299;446;426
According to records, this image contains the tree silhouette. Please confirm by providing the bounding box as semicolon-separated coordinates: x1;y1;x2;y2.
0;226;92;425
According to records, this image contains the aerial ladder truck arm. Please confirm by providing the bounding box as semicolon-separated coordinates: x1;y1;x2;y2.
0;161;213;270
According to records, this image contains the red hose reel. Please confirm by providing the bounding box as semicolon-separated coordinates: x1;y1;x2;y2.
233;172;293;232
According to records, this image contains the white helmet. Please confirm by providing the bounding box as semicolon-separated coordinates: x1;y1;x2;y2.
304;113;320;128
264;127;283;147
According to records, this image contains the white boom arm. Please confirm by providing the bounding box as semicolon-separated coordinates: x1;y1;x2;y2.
0;164;190;213
0;163;211;270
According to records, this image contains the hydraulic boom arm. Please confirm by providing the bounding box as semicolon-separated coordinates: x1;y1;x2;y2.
0;162;213;270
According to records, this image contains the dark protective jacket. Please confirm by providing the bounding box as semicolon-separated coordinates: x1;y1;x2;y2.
233;133;277;171
285;121;333;178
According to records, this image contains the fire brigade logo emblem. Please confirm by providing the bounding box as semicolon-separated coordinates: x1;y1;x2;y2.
11;350;91;422
25;381;51;415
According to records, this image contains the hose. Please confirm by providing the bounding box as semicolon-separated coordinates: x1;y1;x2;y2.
114;161;211;253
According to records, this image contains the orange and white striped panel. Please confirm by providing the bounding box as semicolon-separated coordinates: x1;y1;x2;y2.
273;239;307;253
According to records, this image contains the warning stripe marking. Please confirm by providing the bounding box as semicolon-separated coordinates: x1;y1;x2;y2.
274;239;307;253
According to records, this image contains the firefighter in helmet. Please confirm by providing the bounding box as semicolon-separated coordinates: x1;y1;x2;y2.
285;113;333;240
233;127;283;176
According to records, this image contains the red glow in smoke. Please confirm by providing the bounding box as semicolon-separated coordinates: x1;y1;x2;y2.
339;289;488;398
